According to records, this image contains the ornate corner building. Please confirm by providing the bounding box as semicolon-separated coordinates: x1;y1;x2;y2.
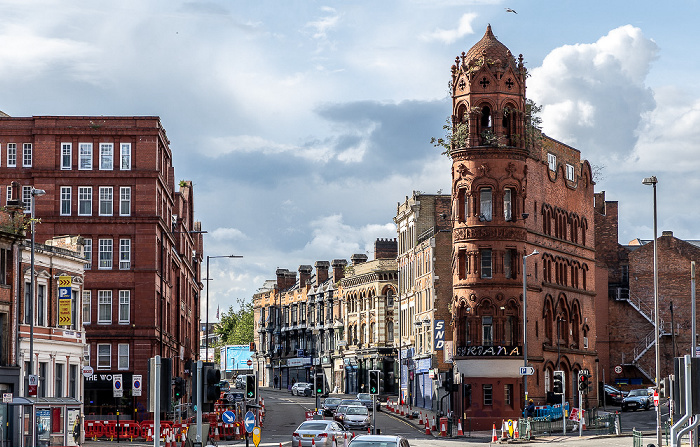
448;26;598;428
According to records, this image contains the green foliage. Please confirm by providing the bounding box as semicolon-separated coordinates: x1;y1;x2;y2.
430;117;469;156
214;298;255;346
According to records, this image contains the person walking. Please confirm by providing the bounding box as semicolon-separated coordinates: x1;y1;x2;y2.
274;375;279;389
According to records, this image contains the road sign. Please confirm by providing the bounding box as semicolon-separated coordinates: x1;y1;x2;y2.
519;366;534;376
247;359;253;366
654;390;659;407
82;366;94;378
113;374;123;398
614;365;622;374
58;275;72;287
28;374;37;396
132;374;142;397
580;369;590;376
252;426;261;447
244;411;255;433
2;393;11;403
222;411;236;424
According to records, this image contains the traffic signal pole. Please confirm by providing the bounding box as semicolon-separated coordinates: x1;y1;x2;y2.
196;360;203;445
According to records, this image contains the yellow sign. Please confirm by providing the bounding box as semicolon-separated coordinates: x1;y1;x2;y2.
58;276;72;287
252;426;261;447
58;299;72;325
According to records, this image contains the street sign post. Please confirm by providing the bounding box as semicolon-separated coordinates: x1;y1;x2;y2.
132;375;142;397
244;411;255;433
82;366;94;378
113;374;123;398
519;366;534;376
252;426;261;447
222;410;236;424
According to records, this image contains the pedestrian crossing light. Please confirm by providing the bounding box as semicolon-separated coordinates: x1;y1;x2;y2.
315;373;325;395
246;374;256;400
369;370;379;395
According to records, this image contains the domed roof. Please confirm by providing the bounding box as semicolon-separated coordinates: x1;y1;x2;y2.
465;24;513;65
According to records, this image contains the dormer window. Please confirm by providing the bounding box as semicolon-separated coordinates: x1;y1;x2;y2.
566;164;575;181
547;153;557;171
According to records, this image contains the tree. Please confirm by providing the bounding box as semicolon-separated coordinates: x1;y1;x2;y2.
214;298;254;346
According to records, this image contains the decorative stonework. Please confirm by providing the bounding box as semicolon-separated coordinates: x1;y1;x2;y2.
453;226;526;242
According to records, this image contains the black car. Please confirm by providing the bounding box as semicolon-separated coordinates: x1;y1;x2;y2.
356;393;378;411
622;388;651;411
602;384;625;405
323;397;342;416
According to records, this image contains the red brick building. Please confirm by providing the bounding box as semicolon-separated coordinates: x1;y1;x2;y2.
596;191;700;389
0;116;203;417
447;26;598;428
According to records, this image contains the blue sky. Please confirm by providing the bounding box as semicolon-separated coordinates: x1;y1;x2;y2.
1;0;699;321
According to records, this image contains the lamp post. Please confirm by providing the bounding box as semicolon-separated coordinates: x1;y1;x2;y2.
522;249;539;403
205;255;242;361
28;187;45;394
642;175;661;447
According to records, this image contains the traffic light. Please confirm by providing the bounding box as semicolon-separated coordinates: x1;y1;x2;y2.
464;383;472;408
443;372;453;391
315;373;325;395
174;377;185;400
553;370;564;395
202;363;221;403
369;370;379;395
246;374;257;400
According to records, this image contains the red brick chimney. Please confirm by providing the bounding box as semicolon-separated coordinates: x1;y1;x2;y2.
374;238;398;260
276;268;297;291
298;265;313;287
332;259;347;282
315;261;330;285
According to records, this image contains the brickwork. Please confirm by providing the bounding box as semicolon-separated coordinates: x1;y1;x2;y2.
0;116;202;416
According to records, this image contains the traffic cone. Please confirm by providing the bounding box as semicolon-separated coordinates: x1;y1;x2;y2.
492;424;497;442
432;416;437;432
214;424;220;441
367;426;371;434
514;420;519;439
425;418;431;435
312;439;316;447
299;440;302;447
418;411;423;425
582;409;586;430
501;420;507;440
441;419;447;437
344;432;348;447
457;418;464;436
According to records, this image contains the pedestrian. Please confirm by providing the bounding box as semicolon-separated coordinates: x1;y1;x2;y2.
274;375;279;389
527;399;535;418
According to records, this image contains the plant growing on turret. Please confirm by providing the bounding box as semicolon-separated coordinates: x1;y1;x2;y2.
430;116;469;157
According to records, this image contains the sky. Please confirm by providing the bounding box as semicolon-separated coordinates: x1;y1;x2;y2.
1;0;699;322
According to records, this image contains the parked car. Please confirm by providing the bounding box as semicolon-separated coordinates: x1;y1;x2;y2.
622;388;652;411
291;382;313;396
340;399;364;408
334;405;350;424
292;420;350;447
323;398;342;416
602;384;625;405
342;406;371;430
349;435;410;447
356;394;378;411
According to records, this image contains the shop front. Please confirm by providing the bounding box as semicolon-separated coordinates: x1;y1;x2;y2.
11;396;82;447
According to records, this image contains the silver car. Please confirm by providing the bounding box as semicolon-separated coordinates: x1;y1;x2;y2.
292;420;350;447
342;405;370;430
349;435;410;447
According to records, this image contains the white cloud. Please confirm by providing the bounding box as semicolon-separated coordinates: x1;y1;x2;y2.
211;227;248;241
528;25;658;166
421;13;477;44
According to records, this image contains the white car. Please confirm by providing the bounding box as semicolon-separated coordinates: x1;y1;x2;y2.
291;382;313;396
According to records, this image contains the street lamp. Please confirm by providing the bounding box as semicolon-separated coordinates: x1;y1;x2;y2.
205;255;242;360
28;187;45;395
522;249;539;403
642;175;661;447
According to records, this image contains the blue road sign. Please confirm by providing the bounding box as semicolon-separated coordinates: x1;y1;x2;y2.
245;411;255;433
222;410;236;424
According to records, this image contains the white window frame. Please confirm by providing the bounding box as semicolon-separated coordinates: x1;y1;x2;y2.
98;239;112;270
118;344;129;370
99;186;113;216
120;186;131;216
6;186;11;204
60;186;71;216
83;239;92;270
78;187;92;216
99;143;113;170
566;163;575;181
97;344;111;369
82;290;91;324
119;290;130;323
22;186;31;213
79;143;92;170
61;143;72;170
97;290;112;324
7;143;16;167
22;143;32;167
547;153;557;171
119;239;131;270
83;345;90;365
120;143;131;170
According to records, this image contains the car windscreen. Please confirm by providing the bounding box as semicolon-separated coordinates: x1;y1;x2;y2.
346;407;368;415
357;394;370;400
297;383;311;387
299;422;329;431
628;389;646;396
325;398;341;405
336;406;348;413
349;441;397;447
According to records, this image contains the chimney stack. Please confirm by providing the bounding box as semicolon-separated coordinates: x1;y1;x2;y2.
276;268;297;291
332;259;347;283
299;265;313;287
315;261;330;285
351;254;368;265
374;238;398;260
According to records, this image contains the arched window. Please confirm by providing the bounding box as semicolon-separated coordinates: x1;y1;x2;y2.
480;187;493;221
481;106;492;129
504;187;514;221
387;321;394;341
